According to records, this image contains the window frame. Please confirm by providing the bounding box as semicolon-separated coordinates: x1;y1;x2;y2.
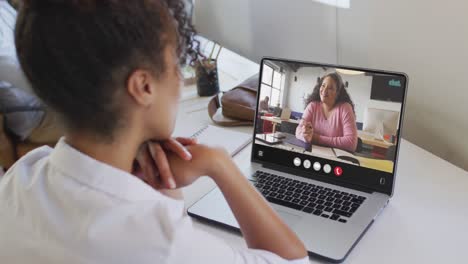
261;65;284;107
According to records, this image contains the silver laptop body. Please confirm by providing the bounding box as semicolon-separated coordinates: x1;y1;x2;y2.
188;57;408;263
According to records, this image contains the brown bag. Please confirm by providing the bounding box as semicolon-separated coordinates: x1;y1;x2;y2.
208;74;259;126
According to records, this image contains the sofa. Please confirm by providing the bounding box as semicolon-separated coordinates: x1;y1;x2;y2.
0;113;52;169
0;114;15;168
0;1;56;170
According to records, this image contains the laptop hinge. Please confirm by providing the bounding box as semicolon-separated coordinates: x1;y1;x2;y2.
262;162;376;194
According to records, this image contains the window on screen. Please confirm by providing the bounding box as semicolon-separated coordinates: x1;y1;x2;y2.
261;64;284;107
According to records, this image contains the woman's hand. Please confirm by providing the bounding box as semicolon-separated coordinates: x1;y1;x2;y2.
166;144;232;188
132;137;197;190
298;120;314;143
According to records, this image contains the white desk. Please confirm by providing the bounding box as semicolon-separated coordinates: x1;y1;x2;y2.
260;116;300;134
358;131;395;149
260;116;301;125
175;43;468;263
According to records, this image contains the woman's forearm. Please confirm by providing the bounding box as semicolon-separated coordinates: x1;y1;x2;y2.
210;160;307;260
295;126;305;141
317;134;357;153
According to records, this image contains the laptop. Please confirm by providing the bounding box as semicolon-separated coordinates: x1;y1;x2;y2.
188;57;408;263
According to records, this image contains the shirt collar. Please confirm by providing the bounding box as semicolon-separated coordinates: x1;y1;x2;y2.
49;137;167;202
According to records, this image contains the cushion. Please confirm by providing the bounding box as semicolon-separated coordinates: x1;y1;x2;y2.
0;1;45;139
0;0;34;94
0;81;44;140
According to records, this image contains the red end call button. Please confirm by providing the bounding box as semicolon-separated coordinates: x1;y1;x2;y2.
334;166;343;176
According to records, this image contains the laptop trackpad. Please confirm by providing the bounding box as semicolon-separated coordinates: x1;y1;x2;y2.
275;209;301;227
188;187;301;229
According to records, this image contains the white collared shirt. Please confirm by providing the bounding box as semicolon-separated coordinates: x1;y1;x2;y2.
0;139;309;264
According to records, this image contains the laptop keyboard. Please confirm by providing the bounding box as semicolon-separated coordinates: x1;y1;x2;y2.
252;171;366;223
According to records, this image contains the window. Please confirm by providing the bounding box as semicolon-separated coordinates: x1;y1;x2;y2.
312;0;350;9
261;64;284;107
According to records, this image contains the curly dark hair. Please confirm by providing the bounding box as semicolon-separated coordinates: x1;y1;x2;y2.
15;0;201;139
304;72;355;114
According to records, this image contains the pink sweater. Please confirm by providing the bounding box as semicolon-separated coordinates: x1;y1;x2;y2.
296;102;358;153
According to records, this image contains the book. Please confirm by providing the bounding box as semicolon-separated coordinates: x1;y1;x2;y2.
333;148;361;165
311;145;336;158
188;125;252;157
283;137;312;152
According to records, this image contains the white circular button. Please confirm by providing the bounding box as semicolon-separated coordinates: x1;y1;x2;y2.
323;164;332;174
313;162;321;171
303;160;311;169
293;157;301;167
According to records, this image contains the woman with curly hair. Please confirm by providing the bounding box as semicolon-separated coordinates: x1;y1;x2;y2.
296;72;358;153
0;0;308;263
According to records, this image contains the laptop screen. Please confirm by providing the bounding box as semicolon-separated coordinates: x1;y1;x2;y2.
252;58;408;195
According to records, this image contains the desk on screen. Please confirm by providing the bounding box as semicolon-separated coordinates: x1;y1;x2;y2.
255;133;393;173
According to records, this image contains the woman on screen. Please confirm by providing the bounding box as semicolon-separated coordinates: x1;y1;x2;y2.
295;72;358;153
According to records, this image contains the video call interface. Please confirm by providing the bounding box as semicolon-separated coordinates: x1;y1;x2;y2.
253;59;405;190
